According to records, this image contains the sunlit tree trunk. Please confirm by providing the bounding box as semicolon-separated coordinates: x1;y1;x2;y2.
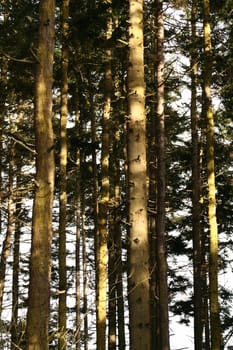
96;5;112;349
191;1;203;348
202;0;222;348
25;1;55;349
58;0;69;348
127;0;151;348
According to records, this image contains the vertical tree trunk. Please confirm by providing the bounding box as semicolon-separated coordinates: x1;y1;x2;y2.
75;102;81;350
89;71;99;349
58;1;69;348
108;206;117;350
191;1;203;349
11;166;21;350
202;0;222;348
109;75;126;350
0;53;8;239
0;136;15;317
96;6;112;349
0;42;9;313
148;3;158;346
127;0;151;348
82;195;89;350
25;1;55;349
112;153;126;350
155;1;170;349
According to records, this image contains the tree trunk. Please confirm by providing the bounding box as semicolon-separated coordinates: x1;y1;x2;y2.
82;194;89;350
148;2;158;347
25;1;55;349
96;7;112;349
0;135;15;317
202;0;222;348
191;1;203;348
58;0;69;348
11;167;21;350
108;208;117;350
0;53;8;239
75;99;81;350
127;0;151;348
155;1;170;349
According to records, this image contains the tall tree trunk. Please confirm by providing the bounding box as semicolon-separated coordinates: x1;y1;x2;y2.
75;100;81;350
108;206;117;350
58;1;69;348
202;0;222;348
109;72;126;350
111;149;126;350
89;72;99;349
191;1;203;349
25;1;55;349
96;6;112;349
127;0;151;348
82;194;89;350
0;53;8;239
11;164;21;350
148;2;158;346
0;135;15;317
155;1;170;349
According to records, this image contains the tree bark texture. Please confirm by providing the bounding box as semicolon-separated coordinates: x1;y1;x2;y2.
127;0;151;348
58;0;69;348
191;1;203;349
202;0;222;348
26;0;55;349
155;1;170;349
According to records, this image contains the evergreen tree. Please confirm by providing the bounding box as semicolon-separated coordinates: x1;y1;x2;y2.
127;0;151;348
25;1;55;349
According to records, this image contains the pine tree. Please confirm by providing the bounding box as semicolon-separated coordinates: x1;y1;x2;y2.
25;1;55;349
155;0;170;349
58;0;69;348
127;0;151;348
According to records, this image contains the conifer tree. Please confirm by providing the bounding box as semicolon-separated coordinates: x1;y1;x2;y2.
25;0;55;349
96;3;112;349
58;0;69;348
202;0;222;348
190;1;203;348
127;0;151;348
155;0;170;349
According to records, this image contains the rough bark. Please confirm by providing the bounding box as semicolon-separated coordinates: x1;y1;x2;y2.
155;1;170;349
25;1;55;349
191;1;203;348
96;7;112;349
0;136;15;317
127;0;151;348
202;0;222;348
11;169;21;350
58;1;69;348
75;102;81;350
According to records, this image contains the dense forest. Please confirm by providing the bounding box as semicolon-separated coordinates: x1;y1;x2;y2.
0;0;232;349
